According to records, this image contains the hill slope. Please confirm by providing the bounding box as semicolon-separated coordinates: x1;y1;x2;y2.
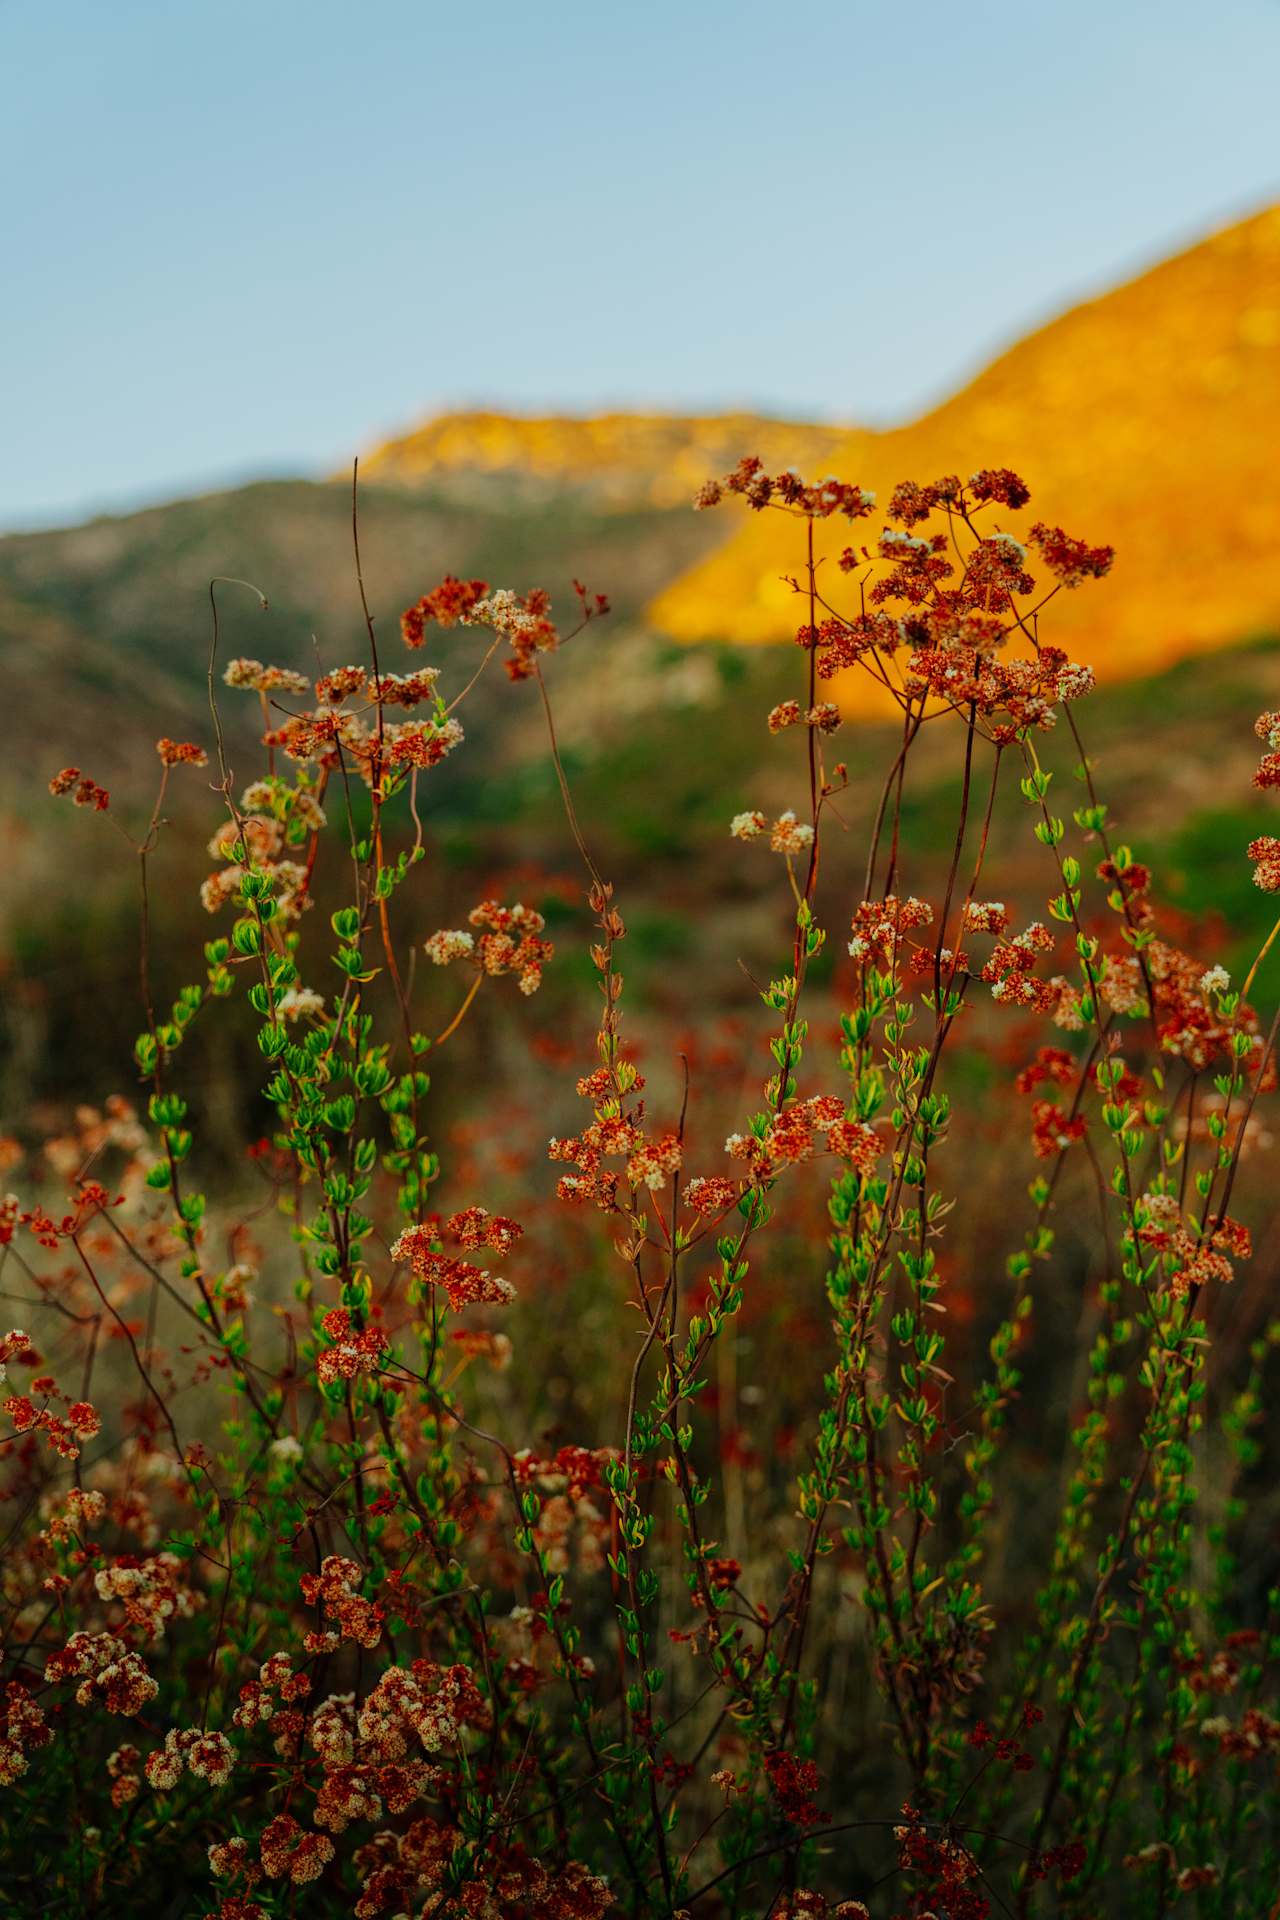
650;204;1280;692
356;410;852;508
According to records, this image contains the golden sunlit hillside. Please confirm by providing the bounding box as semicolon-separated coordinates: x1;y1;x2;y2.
356;408;851;506
651;203;1280;700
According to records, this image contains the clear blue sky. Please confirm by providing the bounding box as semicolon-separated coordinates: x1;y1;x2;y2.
5;0;1279;529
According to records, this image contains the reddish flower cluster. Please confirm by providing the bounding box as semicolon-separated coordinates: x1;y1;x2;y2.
1027;520;1115;587
683;1174;739;1217
260;1812;336;1885
316;1308;388;1386
765;1749;828;1827
696;455;876;520
299;1557;384;1650
895;1805;988;1920
848;894;934;965
45;1632;158;1714
390;1225;517;1310
400;575;489;645
48;766;109;810
425;900;553;996
0;1683;51;1786
156;737;209;767
982;921;1056;1010
3;1370;100;1460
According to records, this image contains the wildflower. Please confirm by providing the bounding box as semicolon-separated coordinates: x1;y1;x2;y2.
277;986;325;1021
315;662;369;703
391;1227;516;1310
684;1175;738;1216
0;1684;51;1787
316;1309;388;1386
46;1633;158;1715
626;1132;682;1190
446;1208;523;1254
260;1813;336;1885
424;928;475;965
1200;965;1231;996
156;738;208;767
730;810;767;840
49;766;109;810
450;1328;514;1370
768;701;801;733
300;1557;383;1649
825;1119;881;1171
963;900;1009;935
222;659;311;695
1248;835;1280;890
770;811;815;856
969;466;1032;509
805;702;841;732
400;576;489;646
1027;522;1114;587
384;715;464;769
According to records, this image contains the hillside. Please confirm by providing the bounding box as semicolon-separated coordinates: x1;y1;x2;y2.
355;410;851;507
651;203;1280;699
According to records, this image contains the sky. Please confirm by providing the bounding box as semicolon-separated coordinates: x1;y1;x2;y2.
5;0;1279;530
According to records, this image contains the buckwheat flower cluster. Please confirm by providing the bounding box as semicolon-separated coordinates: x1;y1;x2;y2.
145;1727;235;1790
155;737;208;767
848;894;934;965
259;1812;336;1885
683;1174;739;1217
983;922;1057;1009
1027;521;1116;587
106;1743;143;1806
405;573;609;681
450;1327;514;1370
4;1384;100;1460
357;1660;490;1757
392;1241;517;1310
222;658;311;696
444;1206;523;1255
276;985;325;1021
425;901;552;995
299;1557;384;1650
316;1308;389;1387
94;1551;198;1640
383;715;465;770
1248;835;1280;891
424;928;474;965
770;810;815;856
512;1445;616;1576
232;1650;313;1732
1103;938;1272;1077
45;1632;158;1715
400;574;489;644
48;765;109;811
201;813;311;921
40;1484;107;1544
962;900;1010;936
315;663;369;704
0;1683;51;1786
695;455;876;521
1129;1193;1252;1298
726;1095;879;1181
625;1131;682;1191
391;1209;521;1310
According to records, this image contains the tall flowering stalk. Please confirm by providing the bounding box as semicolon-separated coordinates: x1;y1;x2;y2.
3;455;1278;1918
